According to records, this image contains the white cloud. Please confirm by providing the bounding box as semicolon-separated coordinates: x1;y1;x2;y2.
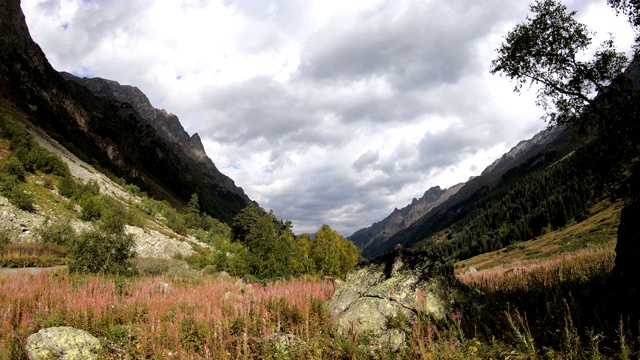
21;0;636;235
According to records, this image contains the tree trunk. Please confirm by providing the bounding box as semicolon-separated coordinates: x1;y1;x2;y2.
613;198;640;303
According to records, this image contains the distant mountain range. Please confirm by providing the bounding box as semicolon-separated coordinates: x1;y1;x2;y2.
349;125;577;258
0;0;252;223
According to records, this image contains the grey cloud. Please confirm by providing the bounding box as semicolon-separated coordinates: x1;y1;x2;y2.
261;164;395;234
298;1;523;91
352;150;380;172
23;0;571;236
417;124;496;171
33;1;151;64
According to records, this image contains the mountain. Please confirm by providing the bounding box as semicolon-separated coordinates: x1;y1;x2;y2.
58;73;244;200
350;125;579;258
349;184;463;251
0;0;252;223
58;74;208;162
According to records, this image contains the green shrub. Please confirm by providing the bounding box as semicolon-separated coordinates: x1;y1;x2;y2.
80;196;103;221
36;218;77;247
184;212;202;229
1;157;25;181
0;229;9;245
124;207;146;228
99;202;126;234
131;257;178;275
77;179;100;200
125;183;146;197
0;115;70;177
0;173;19;197
9;185;35;212
69;229;135;274
30;148;69;177
69;206;135;274
57;176;77;198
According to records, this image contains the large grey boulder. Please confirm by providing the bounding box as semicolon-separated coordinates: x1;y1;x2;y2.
25;327;101;360
328;249;470;350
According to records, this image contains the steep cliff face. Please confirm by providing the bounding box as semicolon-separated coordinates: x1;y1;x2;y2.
59;73;241;193
0;0;252;223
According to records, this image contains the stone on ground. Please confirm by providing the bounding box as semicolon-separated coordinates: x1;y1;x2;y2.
25;326;101;360
328;249;471;351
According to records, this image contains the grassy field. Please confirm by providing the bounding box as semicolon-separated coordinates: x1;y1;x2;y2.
454;200;621;277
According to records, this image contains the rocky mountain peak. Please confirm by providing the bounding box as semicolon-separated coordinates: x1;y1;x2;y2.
481;126;564;176
348;184;462;253
58;72;239;188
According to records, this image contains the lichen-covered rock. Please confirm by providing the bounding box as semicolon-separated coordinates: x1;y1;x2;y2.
328;250;470;351
25;326;101;360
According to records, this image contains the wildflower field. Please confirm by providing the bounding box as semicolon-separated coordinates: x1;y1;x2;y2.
1;241;638;359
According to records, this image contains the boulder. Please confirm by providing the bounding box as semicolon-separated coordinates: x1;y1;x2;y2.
328;249;470;351
212;271;231;281
464;266;478;274
154;281;173;296
25;326;101;360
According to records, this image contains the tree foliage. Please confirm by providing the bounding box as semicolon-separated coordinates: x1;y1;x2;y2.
230;205;360;279
312;224;361;278
491;0;628;127
69;203;135;274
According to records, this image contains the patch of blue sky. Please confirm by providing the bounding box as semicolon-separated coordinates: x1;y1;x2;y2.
71;67;94;78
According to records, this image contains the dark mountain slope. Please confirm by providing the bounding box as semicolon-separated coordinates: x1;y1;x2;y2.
0;0;252;223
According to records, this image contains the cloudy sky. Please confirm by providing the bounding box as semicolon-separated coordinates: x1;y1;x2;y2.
21;0;635;235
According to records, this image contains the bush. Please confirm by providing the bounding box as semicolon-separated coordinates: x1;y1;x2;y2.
33;149;69;177
131;257;181;275
69;205;135;275
9;185;35;212
36;218;77;247
57;176;77;198
0;115;70;177
1;157;25;181
18;146;69;176
77;179;100;200
68;229;135;274
80;196;103;221
0;229;9;246
0;173;19;197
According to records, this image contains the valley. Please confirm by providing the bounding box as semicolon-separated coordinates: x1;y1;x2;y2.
2;0;640;358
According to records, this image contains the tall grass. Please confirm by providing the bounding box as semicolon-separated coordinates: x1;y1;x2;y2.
462;243;639;359
0;272;336;359
1;244;637;359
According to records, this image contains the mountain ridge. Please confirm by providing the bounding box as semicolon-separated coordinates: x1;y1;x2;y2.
0;0;252;223
59;73;242;194
350;125;577;258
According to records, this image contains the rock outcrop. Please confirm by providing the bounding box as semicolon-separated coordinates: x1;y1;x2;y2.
328;249;471;351
25;327;101;360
